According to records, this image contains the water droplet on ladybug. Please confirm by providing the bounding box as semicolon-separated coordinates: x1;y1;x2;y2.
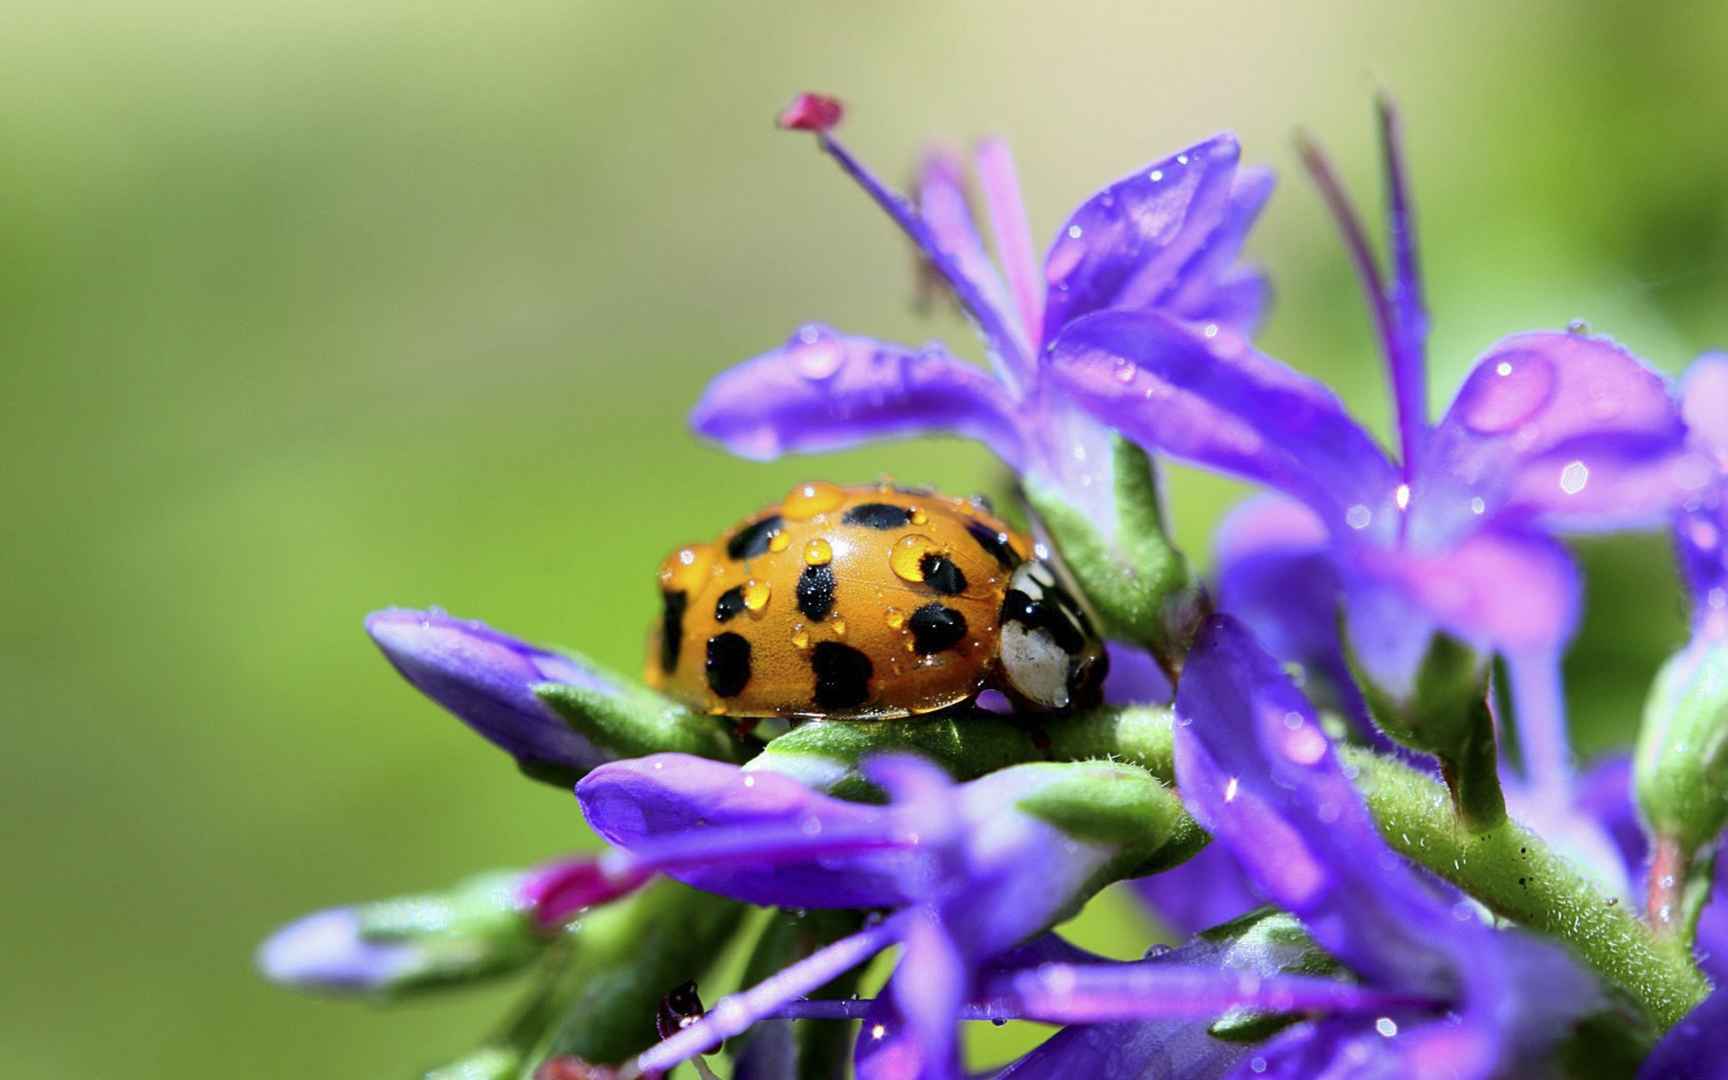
909;507;928;525
784;482;845;520
791;626;811;650
885;607;905;630
804;537;834;566
831;616;847;637
890;534;938;582
768;531;790;553
743;578;771;613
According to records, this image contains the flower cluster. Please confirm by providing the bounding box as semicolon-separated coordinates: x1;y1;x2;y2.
259;92;1728;1078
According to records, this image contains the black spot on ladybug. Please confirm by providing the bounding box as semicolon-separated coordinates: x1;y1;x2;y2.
919;552;968;595
656;981;706;1041
1001;589;1085;654
842;502;915;529
908;603;968;654
659;590;687;673
706;633;752;697
797;564;837;621
811;641;872;709
726;515;783;560
965;520;1020;571
713;585;746;623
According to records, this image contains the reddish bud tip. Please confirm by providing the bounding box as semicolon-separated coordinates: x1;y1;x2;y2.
777;92;844;133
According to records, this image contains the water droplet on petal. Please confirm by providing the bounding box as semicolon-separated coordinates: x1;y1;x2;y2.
1066;224;1084;240
1458;351;1556;434
1566;318;1590;335
1559;460;1590;496
1346;504;1373;530
1148;169;1164;182
1376;1017;1399;1038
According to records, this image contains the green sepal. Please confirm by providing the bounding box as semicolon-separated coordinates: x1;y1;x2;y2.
1349;630;1505;830
1634;640;1728;856
350;869;548;999
1044;704;1178;782
1025;437;1195;661
728;909;868;1079
746;712;1041;800
1013;759;1204;881
535;681;748;765
430;879;748;1077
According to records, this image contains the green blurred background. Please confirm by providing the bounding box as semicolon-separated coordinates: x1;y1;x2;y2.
5;1;1727;1075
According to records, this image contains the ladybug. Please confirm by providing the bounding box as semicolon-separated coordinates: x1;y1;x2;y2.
645;481;1107;720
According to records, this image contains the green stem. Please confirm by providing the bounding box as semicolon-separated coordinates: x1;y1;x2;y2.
1342;747;1709;1030
1043;706;1709;1030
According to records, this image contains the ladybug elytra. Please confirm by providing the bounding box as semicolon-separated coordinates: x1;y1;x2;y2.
646;482;1107;720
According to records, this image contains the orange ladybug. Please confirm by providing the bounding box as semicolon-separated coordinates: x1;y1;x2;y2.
645;482;1107;720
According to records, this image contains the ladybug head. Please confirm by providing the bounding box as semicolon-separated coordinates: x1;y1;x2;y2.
996;561;1107;713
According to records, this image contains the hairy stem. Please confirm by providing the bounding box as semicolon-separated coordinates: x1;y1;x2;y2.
1342;747;1708;1030
1055;707;1710;1029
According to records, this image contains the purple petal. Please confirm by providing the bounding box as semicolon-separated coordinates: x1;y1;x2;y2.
1102;641;1173;706
1048;309;1397;526
984;962;1433;1024
1674;504;1728;619
1162;166;1276;333
1639;987;1728;1080
1350;526;1581;662
854;911;967;1080
1174;615;1463;992
1130;841;1262;938
690;326;1026;467
810;129;1033;379
1419;331;1703;539
917;150;1026;369
256;907;420;993
975;138;1044;350
1682;352;1728;458
1212;496;1371;726
1039;135;1243;339
636;916;904;1075
365;608;613;781
576;755;914;908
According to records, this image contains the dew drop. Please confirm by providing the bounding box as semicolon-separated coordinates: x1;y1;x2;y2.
804;537;834;566
791;626;811;650
768;531;790;553
1458;351;1556;434
890;534;939;582
1112;358;1137;383
1469;497;1486;515
1566;318;1590;335
743;578;772;612
1067;224;1084;240
1345;504;1373;530
784;482;845;520
1376;1017;1399;1038
794;339;843;380
885;607;906;630
910;507;928;525
831;616;848;637
1148;169;1164;182
1558;460;1590;496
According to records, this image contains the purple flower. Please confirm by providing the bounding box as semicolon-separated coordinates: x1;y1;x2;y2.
1674;352;1728;637
365;608;741;784
1160;615;1595;1077
692;92;1271;529
1046;102;1703;806
366;608;622;783
1639;986;1728;1080
524;753;1195;1079
257;869;546;997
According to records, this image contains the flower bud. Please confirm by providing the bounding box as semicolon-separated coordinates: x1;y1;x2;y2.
1635;640;1728;858
256;870;545;998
